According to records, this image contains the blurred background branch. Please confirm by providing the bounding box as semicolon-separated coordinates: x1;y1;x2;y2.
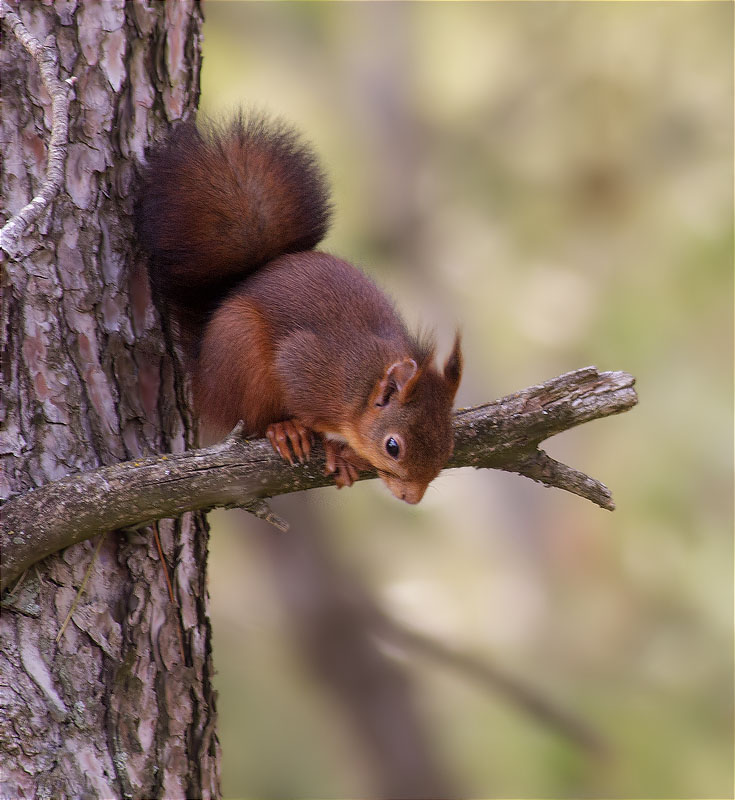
375;615;607;757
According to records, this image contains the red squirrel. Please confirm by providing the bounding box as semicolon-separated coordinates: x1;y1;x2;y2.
136;113;462;504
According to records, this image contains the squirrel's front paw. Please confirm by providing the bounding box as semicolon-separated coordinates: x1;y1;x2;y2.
323;440;370;488
266;419;313;464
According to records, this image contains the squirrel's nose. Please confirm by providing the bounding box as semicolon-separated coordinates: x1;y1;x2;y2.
383;475;429;504
400;484;427;505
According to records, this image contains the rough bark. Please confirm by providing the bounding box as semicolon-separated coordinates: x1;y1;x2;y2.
0;2;220;797
1;367;637;592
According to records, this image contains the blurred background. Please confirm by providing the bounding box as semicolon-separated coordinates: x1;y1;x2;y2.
199;2;733;797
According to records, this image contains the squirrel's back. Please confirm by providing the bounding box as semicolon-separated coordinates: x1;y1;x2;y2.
136;113;332;347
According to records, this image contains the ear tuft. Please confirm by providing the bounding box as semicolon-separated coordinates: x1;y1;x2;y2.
375;358;418;407
443;332;463;401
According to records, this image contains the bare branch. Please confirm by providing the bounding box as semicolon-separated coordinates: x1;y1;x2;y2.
0;0;71;257
0;367;637;591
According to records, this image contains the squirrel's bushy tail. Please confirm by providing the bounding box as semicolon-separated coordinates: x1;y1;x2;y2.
136;112;332;352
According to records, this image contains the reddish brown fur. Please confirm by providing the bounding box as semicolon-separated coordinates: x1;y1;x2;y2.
136;113;331;358
194;296;286;436
136;112;463;503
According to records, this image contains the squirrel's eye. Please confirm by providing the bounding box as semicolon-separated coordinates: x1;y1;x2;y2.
385;437;400;458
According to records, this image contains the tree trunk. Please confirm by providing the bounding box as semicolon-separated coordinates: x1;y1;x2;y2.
0;1;220;796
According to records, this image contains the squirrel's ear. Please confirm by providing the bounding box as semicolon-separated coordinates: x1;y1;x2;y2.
375;358;418;407
443;332;462;400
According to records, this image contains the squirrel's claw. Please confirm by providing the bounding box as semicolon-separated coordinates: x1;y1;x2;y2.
266;420;313;465
323;439;361;488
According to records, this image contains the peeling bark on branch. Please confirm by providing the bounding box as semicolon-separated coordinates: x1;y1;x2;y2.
1;367;637;592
